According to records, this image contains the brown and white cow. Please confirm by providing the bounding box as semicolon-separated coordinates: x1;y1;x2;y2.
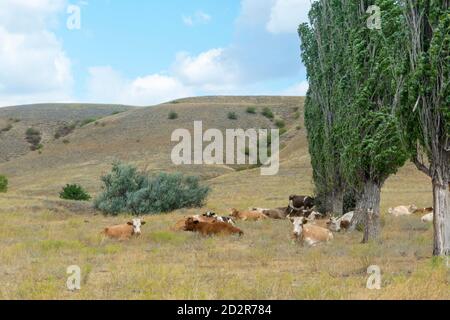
388;205;418;217
261;207;289;220
290;217;333;246
327;211;354;232
229;208;268;221
184;217;244;236
287;195;315;215
413;207;433;215
102;218;146;240
203;211;237;226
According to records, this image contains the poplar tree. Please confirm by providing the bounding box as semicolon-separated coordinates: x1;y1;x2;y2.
399;0;449;256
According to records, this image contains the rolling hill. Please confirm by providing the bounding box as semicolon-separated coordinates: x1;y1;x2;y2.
0;103;135;163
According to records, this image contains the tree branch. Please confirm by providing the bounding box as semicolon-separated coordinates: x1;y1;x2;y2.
412;154;431;177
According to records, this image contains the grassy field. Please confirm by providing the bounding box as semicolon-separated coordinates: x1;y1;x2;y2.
0;97;448;299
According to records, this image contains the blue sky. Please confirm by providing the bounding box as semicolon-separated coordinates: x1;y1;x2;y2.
0;0;311;107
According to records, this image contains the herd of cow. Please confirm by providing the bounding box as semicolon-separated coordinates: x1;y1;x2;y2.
101;195;435;246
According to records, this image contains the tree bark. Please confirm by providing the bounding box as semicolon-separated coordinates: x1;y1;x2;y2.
331;188;344;215
432;173;450;256
351;180;381;242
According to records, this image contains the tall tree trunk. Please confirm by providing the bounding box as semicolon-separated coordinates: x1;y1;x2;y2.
331;188;344;215
351;180;381;242
432;165;450;256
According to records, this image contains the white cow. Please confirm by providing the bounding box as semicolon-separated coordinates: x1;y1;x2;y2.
421;212;433;223
388;205;417;217
327;211;354;232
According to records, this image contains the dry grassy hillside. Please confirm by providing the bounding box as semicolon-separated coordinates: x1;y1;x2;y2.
0;97;304;197
0;103;134;163
0;96;447;300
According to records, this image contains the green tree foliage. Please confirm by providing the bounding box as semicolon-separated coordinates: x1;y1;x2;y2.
94;162;210;215
0;175;8;193
59;184;91;201
399;0;449;256
299;0;409;240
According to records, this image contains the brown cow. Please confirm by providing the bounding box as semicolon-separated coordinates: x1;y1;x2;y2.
413;207;433;215
262;207;288;219
290;217;333;246
184;217;243;236
102;218;145;240
171;215;216;231
229;208;268;221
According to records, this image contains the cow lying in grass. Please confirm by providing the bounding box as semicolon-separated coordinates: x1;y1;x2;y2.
184;217;244;236
102;218;146;240
327;211;354;232
290;217;333;246
229;208;268;221
421;212;433;223
388;205;417;217
203;211;236;226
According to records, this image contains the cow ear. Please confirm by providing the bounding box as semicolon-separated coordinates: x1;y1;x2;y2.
127;221;133;225
302;218;308;224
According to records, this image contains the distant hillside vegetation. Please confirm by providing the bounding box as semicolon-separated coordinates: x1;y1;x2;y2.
0;103;135;162
0;97;306;196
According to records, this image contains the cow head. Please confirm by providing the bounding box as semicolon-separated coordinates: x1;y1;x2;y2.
327;216;340;232
203;211;217;218
229;208;239;217
290;216;307;239
408;204;418;213
127;218;146;235
184;217;200;231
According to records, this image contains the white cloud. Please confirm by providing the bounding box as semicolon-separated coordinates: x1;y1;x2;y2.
267;0;311;34
87;66;193;106
282;80;309;96
182;11;212;27
0;0;73;107
172;49;240;90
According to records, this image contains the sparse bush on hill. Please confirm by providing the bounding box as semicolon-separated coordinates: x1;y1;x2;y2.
80;118;97;127
1;124;12;133
246;107;257;114
275;119;285;129
94;162;209;215
0;175;8;193
261;107;274;119
59;184;91;201
227;112;238;120
54;123;77;139
168;111;178;120
25;128;42;151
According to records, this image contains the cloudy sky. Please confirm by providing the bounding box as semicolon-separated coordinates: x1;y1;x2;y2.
0;0;311;107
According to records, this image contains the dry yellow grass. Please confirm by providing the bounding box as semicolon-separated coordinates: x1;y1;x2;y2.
0;97;448;300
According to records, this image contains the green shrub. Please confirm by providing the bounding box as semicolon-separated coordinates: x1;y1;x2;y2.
261;107;274;119
54;123;76;139
168;111;178;120
59;184;91;201
227;112;238;120
80;118;97;127
0;175;8;193
1;124;12;132
25;128;42;150
274;119;286;128
246;107;257;114
94;162;209;215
